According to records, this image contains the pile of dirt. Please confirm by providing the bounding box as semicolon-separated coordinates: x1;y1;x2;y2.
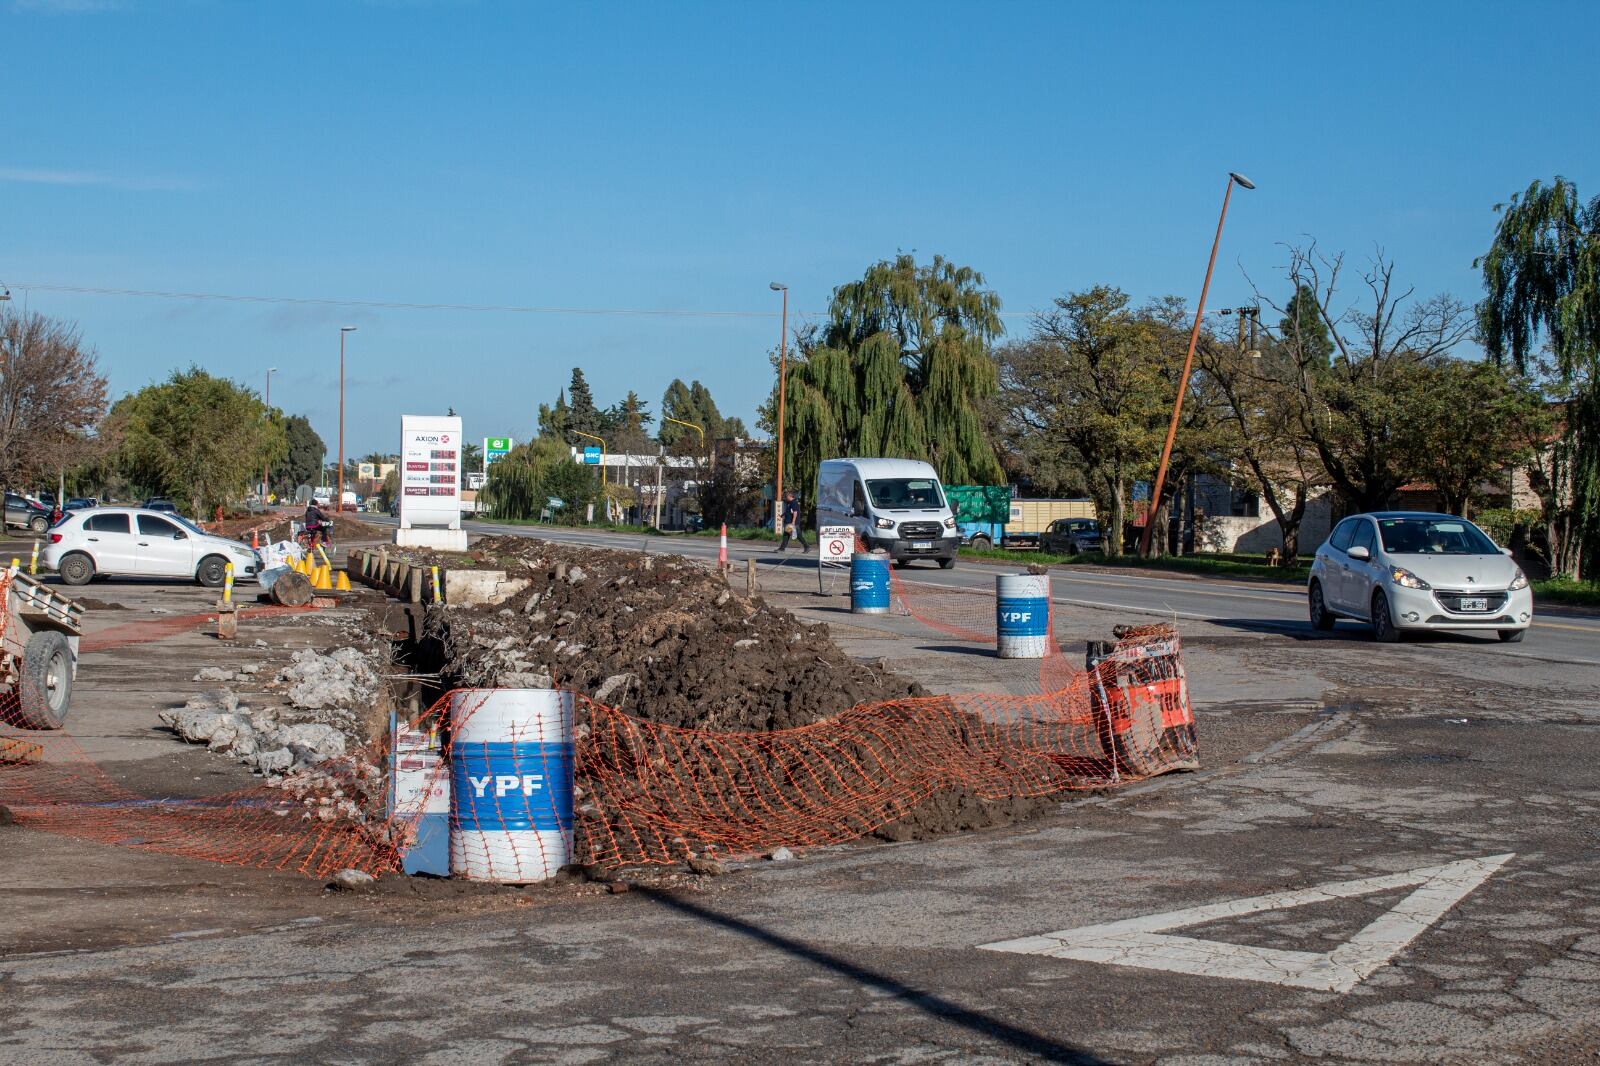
419;538;1056;863
210;512;387;544
426;538;923;731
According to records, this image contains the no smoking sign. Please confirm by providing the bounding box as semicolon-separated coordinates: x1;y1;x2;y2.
819;526;855;562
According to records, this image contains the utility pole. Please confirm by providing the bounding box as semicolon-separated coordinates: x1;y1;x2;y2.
1140;172;1255;558
263;367;277;502
770;282;788;533
337;327;356;514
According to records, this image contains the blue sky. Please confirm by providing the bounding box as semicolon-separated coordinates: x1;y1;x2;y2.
2;0;1593;458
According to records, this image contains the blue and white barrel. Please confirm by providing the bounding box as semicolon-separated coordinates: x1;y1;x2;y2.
448;688;574;883
996;573;1051;658
851;550;892;615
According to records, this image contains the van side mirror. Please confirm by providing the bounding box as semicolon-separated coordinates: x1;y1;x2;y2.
1347;545;1370;561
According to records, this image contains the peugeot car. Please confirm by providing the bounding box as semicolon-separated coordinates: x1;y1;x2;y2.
1307;512;1533;643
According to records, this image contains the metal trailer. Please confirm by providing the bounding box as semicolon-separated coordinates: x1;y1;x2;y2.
1;566;84;731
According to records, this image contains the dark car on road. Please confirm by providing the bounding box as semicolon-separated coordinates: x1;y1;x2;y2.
65;497;98;511
1039;517;1104;555
142;497;179;514
4;492;53;535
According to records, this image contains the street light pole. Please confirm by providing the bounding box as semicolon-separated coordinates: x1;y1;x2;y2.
770;282;788;533
263;367;278;502
1139;172;1255;558
338;327;356;516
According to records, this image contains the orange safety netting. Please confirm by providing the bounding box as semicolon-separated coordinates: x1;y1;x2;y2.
0;569;1198;881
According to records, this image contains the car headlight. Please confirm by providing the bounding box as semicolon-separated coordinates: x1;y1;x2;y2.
1390;566;1431;590
874;517;895;530
943;516;956;529
1509;567;1529;591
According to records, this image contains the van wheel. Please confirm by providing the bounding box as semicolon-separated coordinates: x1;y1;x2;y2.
58;552;95;586
970;535;991;551
196;555;230;588
938;557;955;570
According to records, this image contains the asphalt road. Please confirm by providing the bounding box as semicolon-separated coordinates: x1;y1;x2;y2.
375;517;1600;667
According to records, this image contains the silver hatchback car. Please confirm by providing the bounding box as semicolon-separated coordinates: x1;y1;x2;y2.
1307;511;1533;643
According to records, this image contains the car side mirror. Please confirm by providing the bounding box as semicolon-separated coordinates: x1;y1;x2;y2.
173;531;187;540
1502;547;1513;556
1347;545;1370;561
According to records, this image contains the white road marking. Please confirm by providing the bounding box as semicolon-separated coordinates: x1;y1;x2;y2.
979;853;1513;992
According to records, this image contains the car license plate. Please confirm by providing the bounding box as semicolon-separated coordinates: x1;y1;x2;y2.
1459;597;1488;612
912;541;933;550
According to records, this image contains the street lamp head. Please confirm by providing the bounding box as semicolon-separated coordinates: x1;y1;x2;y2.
1229;172;1256;190
268;366;279;373
340;326;357;333
769;282;786;291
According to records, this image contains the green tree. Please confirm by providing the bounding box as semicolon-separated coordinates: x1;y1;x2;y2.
1280;246;1474;512
609;390;654;454
111;367;287;517
1411;360;1552;517
481;436;599;522
275;415;325;495
537;390;570;441
781;254;1003;501
997;287;1181;555
566;368;603;440
378;468;400;510
659;379;745;450
1477;176;1600;578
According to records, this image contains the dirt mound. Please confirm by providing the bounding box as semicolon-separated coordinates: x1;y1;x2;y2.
214;512;387;545
417;538;1063;864
428;538;923;731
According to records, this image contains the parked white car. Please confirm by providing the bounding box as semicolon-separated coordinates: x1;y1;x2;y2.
43;507;262;588
1307;511;1533;643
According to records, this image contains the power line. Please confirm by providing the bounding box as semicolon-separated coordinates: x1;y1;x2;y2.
10;279;1048;319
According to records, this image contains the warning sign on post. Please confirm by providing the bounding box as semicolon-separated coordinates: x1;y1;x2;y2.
819;526;856;562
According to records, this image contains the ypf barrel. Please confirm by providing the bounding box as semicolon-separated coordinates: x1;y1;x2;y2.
996;572;1051;658
448;688;574;883
850;550;892;615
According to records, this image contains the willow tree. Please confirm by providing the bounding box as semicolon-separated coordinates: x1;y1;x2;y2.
1478;177;1600;579
781;254;1004;500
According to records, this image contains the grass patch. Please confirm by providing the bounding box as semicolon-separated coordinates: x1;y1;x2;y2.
1531;578;1600;607
476;516;783;541
958;546;1310;584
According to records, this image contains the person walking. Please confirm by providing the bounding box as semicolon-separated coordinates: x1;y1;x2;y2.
776;490;809;552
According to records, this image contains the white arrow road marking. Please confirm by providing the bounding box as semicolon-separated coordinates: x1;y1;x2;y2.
980;853;1514;992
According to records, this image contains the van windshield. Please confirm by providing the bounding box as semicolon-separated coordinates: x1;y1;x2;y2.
865;478;944;510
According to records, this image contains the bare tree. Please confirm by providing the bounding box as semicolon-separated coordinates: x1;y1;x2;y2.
0;308;110;500
1258;246;1474;512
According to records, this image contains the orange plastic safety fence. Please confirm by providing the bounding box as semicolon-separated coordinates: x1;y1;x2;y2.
0;566;1198;880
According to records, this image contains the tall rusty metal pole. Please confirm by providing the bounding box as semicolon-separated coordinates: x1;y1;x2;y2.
770;282;789;534
338;327;356;515
1139;172;1254;557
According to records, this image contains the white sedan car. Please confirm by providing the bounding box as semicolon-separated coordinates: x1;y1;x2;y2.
43;507;262;587
1307;511;1533;643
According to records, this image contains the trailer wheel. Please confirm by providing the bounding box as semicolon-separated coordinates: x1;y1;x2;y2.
17;630;72;730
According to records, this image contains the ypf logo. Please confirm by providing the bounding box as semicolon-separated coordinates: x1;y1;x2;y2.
468;773;544;798
1000;610;1033;624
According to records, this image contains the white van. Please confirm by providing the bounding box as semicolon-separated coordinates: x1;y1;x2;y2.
815;458;960;568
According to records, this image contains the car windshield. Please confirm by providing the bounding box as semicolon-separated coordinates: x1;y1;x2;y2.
865;478;944;510
1377;517;1498;556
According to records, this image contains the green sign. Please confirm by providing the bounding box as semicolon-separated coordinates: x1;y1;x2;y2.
484;436;514;465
